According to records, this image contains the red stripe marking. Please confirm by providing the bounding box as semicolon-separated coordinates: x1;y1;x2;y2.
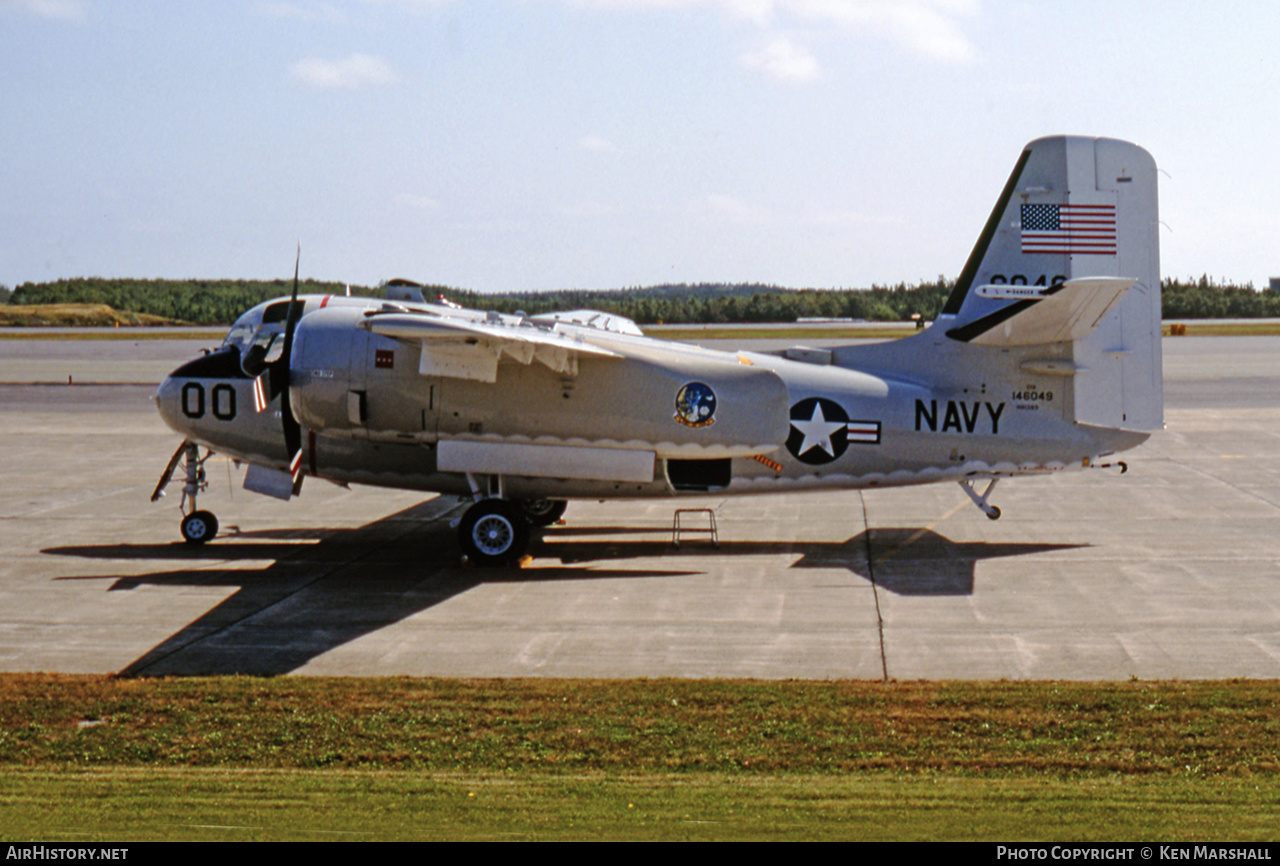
1024;234;1116;239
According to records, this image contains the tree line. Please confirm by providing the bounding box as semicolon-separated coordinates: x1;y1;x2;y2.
3;276;956;325
5;274;1274;326
446;278;953;325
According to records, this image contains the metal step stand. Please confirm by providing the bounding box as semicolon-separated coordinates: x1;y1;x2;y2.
672;508;719;548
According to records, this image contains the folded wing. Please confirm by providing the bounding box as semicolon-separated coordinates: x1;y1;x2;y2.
362;311;623;382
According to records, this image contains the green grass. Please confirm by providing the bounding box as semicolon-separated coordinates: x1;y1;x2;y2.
1163;321;1280;336
0;329;227;341
1;676;1278;840
4;768;1278;842
648;321;1280;342
647;325;920;341
0;304;186;328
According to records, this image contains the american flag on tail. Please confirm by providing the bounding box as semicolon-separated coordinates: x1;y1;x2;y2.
1021;203;1116;255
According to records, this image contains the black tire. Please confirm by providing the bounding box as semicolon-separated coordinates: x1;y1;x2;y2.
459;500;530;567
518;499;568;528
181;510;219;545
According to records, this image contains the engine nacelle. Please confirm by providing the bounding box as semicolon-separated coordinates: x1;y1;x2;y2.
289;305;371;436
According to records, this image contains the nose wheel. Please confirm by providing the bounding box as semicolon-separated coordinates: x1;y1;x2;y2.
458;499;530;567
181;510;220;544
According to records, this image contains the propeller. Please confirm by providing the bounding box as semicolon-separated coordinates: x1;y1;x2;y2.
251;244;305;484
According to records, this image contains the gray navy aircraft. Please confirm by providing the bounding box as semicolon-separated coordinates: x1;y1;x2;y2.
153;135;1162;565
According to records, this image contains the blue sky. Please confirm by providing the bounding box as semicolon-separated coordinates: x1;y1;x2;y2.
3;0;1278;293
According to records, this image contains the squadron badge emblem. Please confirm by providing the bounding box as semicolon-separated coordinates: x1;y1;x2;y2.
674;381;717;428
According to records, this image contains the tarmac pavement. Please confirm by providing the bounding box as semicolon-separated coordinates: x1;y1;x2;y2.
1;334;1277;679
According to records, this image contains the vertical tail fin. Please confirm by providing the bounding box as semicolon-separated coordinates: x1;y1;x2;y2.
936;137;1162;432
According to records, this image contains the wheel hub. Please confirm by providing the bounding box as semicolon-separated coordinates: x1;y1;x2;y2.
473;515;513;554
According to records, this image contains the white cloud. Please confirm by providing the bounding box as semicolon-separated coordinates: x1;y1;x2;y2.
255;2;347;23
395;193;441;211
555;202;625;217
579;134;620;153
741;37;821;83
11;0;88;22
699;193;772;223
566;0;979;63
567;0;774;25
358;0;452;7
126;218;181;237
766;0;977;62
290;53;397;89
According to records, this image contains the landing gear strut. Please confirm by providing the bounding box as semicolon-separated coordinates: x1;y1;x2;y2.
152;440;219;544
958;478;1001;520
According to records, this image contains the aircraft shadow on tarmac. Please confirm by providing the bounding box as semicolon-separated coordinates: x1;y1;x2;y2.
45;502;1084;677
536;526;1085;597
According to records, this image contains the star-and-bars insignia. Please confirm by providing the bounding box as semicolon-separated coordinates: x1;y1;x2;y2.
785;397;881;465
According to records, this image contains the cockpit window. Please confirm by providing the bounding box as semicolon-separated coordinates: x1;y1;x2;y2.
223;321;255;353
261;300;302;324
261;331;285;363
223;305;264;354
240;329;285;378
222;301;295;377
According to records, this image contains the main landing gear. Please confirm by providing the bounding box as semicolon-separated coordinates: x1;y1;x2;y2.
455;486;568;567
152;439;219;544
458;499;531;567
517;498;568;528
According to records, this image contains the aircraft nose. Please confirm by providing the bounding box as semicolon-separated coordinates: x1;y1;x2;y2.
154;371;191;436
155;346;243;436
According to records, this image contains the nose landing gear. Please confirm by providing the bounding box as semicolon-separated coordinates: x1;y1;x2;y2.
152;439;219;544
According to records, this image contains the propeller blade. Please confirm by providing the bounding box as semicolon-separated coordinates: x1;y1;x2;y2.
278;244;304;477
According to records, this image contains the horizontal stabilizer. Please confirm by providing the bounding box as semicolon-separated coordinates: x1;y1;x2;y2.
962;277;1135;347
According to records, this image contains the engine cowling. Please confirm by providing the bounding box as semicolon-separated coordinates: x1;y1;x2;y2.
289;305;369;436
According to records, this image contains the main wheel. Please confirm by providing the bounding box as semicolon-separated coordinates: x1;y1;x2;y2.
459;500;530;567
517;499;568;528
181;510;219;545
